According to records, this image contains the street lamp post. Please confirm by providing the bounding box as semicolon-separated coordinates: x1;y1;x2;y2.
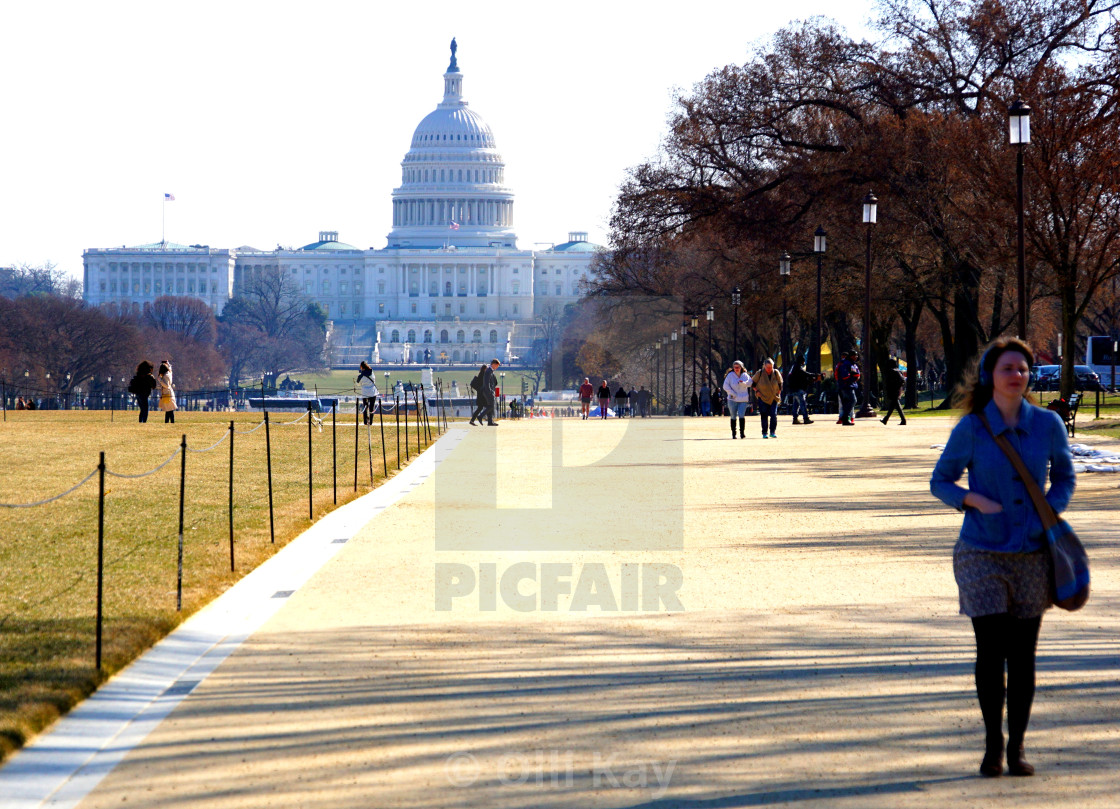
670;330;678;415
779;253;791;370
858;191;878;418
814;227;827;375
690;315;699;401
731;287;741;367
676;320;685;412
654;341;660;415
706;305;715;392
1009;99;1031;340
499;371;505;419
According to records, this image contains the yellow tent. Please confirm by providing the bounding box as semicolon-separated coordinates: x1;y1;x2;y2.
820;342;834;375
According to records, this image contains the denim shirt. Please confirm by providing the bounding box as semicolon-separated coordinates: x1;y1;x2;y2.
930;399;1075;553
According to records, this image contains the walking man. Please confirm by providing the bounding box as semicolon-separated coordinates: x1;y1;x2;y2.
835;350;861;426
483;359;500;426
578;378;593;420
881;359;908;425
785;361;816;425
722;361;752;439
753;358;783;439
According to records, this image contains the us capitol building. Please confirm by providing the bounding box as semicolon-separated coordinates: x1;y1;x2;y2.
82;40;600;366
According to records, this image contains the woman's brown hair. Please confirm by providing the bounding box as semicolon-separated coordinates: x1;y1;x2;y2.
952;337;1037;415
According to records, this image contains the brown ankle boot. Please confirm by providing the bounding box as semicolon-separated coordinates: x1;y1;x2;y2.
1006;741;1034;776
979;735;1003;778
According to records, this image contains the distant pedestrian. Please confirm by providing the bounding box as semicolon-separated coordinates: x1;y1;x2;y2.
698;382;711;416
597;380;611;419
628;386;638;418
835;351;861;425
785;361;816;425
722;361;752;439
931;337;1075;778
752;358;783;438
469;364;487;425
881;360;907;425
357;361;379;425
156;360;176;424
637;385;651;417
129;360;157;423
578;378;594;420
483;359;500;425
690;390;699;417
614;383;629;417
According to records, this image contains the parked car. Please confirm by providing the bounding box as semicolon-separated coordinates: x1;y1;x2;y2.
1030;364;1102;391
1031;365;1060;390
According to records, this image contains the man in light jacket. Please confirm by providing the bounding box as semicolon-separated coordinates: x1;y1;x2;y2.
753;358;783;438
722;361;753;439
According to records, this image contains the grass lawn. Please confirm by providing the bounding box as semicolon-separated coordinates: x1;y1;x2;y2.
0;406;438;762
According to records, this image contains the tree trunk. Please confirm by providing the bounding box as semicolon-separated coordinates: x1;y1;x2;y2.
1060;283;1078;400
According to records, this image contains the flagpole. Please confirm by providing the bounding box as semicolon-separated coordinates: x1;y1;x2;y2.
162;196;166;247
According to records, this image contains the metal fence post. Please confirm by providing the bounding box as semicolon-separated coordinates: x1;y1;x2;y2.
177;435;186;611
229;420;235;572
96;451;105;673
307;402;313;521
265;412;275;544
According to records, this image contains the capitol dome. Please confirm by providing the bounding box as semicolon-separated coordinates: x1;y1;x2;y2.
386;40;517;250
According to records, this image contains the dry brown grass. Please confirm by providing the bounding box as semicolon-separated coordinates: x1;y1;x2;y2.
0;405;436;762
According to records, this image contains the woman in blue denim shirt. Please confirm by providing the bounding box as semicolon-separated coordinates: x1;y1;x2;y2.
931;337;1075;778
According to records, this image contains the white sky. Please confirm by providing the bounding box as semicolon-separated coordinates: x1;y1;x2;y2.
0;0;877;282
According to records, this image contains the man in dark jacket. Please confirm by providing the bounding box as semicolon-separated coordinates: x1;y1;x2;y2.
835;351;861;426
881;359;907;425
785;362;818;425
483;359;500;425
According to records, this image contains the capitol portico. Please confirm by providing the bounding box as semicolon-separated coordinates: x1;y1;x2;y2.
82;40;600;366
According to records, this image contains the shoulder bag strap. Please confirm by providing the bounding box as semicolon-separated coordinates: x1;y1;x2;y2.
976;412;1059;530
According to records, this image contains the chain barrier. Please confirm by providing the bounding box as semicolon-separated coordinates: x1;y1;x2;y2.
104;446;182;479
0;468;98;508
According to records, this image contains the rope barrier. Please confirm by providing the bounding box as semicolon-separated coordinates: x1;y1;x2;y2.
234;420;267;435
185;430;231;453
0;468;98;508
105;446;182;479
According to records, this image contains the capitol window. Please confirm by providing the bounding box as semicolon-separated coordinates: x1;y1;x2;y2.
340;281;348;294
391;330;400;342
440;329;449;343
512;303;519;314
354;282;362;294
407;329;416;342
489;330;498;343
378;302;385;313
99;281;106;292
555;283;562;295
410;302;417;313
377;281;385;294
423;330;432;343
473;330;481;342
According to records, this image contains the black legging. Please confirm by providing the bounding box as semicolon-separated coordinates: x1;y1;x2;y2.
138;395;149;423
972;614;1042;749
470;395;487;423
882;394;906;423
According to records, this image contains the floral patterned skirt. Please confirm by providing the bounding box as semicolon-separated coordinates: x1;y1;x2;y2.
953;539;1051;618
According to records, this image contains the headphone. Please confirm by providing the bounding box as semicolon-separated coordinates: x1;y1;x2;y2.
978;346;994;387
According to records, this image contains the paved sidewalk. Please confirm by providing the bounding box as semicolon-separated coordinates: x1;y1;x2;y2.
20;416;1120;807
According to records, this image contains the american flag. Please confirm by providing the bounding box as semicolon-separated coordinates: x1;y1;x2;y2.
164;193;175;201
449;221;459;230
